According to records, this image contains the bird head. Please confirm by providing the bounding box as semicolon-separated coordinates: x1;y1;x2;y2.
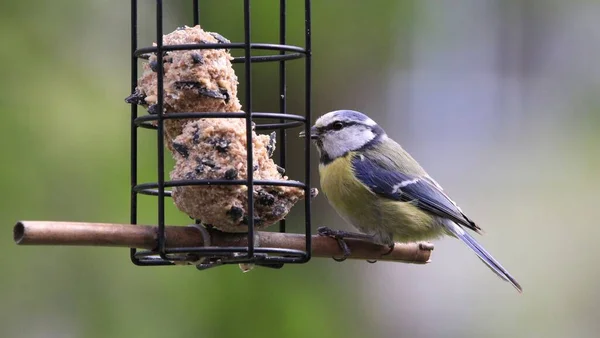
301;110;386;163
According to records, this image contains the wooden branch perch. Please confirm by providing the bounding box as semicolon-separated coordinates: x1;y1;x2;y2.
13;221;433;264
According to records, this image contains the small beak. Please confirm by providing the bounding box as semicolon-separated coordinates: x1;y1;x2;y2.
299;126;319;139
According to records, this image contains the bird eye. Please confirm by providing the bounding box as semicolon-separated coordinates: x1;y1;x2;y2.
332;121;344;130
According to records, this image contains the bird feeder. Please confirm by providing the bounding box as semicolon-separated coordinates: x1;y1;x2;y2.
13;0;433;270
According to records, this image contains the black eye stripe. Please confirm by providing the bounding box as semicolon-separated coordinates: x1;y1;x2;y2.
320;121;358;132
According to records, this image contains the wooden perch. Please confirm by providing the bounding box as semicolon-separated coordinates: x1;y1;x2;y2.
13;221;433;264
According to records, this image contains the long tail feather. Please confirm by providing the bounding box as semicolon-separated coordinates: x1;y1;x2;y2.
446;222;522;293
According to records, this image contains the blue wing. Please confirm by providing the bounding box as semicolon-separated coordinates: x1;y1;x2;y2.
352;150;522;292
351;153;482;234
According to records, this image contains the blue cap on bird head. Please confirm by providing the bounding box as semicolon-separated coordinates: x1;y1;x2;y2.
314;110;378;129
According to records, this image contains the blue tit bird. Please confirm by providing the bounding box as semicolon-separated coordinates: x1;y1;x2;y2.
304;109;522;292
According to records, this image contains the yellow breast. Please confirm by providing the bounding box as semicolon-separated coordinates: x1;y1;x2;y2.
318;152;442;243
318;153;377;227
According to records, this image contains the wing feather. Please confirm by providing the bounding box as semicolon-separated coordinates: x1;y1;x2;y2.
350;145;522;292
351;152;482;234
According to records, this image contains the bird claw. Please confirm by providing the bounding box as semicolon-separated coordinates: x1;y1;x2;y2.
383;243;395;256
367;243;394;263
317;226;353;261
317;226;376;241
317;226;343;238
318;226;388;263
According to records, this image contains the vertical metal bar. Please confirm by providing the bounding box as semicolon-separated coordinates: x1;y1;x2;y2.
303;0;312;259
278;0;287;233
130;0;139;263
243;0;255;257
156;0;167;258
193;0;199;26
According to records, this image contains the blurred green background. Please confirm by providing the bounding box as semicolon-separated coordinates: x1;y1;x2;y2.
2;0;600;337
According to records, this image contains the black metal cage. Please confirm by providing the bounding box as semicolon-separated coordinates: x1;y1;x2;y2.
128;0;312;269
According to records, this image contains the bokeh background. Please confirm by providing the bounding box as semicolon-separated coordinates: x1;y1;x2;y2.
2;1;600;337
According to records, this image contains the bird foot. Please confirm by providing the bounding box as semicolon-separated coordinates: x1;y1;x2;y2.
317;226;352;261
383;243;395;255
317;226;378;262
366;243;395;264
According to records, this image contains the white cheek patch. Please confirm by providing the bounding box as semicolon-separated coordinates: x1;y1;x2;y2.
321;126;376;159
